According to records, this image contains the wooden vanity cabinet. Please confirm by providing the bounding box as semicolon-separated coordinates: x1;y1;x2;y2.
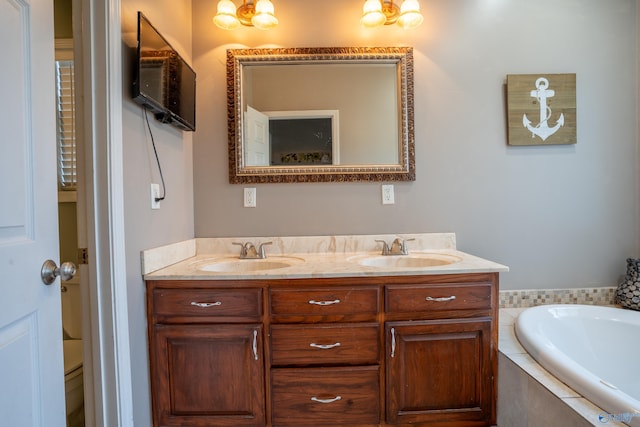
147;273;498;427
147;282;266;427
384;274;498;427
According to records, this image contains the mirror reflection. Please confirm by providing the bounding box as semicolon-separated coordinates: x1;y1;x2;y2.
227;47;415;183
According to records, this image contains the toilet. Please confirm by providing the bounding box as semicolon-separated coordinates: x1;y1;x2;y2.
61;277;84;427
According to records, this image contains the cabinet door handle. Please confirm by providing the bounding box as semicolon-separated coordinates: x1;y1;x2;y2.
425;295;456;302
391;327;396;358
308;299;340;306
310;342;341;350
252;330;259;361
190;301;222;307
311;396;342;404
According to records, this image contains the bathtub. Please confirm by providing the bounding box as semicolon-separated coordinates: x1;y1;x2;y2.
515;304;640;426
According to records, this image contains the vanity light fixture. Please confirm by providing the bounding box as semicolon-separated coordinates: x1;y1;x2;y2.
360;0;424;29
213;0;278;30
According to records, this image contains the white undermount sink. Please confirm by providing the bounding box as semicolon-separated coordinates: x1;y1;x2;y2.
352;253;462;269
198;257;305;273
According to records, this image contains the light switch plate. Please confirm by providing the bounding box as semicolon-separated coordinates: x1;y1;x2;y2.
244;188;257;207
381;185;395;205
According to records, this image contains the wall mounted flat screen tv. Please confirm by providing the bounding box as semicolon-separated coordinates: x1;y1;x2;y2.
132;12;196;132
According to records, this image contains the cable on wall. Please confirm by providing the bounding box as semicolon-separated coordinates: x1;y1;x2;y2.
144;107;166;202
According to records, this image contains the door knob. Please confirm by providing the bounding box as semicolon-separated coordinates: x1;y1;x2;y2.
41;260;77;285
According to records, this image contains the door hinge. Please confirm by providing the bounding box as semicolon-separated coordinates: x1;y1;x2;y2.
78;248;89;265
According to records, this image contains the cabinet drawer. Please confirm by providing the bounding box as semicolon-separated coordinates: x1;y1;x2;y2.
271;366;380;426
152;288;262;322
271;323;379;366
270;287;379;319
385;282;492;313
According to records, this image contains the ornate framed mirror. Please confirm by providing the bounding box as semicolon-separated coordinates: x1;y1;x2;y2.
227;47;415;183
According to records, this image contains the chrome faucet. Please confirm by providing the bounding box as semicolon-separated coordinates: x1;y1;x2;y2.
375;238;415;256
233;241;272;259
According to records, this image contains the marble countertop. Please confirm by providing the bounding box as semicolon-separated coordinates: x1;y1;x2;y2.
142;233;509;281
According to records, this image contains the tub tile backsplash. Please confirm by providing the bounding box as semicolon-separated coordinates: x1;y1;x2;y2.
499;287;616;308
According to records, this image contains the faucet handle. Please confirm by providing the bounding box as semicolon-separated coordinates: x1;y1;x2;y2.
375;239;390;255
400;238;415;255
232;242;247;257
258;242;272;259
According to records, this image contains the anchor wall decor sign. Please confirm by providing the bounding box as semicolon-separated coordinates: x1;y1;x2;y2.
506;73;576;146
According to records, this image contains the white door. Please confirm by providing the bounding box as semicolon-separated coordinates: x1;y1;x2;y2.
0;0;66;425
244;105;270;166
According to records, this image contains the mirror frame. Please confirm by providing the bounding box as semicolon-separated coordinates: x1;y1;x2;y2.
227;47;415;183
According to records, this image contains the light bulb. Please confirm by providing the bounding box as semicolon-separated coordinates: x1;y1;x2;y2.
397;0;424;29
255;0;274;14
213;0;241;30
361;0;386;27
252;0;278;29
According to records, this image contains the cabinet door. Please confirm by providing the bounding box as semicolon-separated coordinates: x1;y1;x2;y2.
152;324;265;427
386;318;494;426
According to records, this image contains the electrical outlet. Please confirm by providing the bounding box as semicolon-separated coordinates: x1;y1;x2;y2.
150;183;161;209
381;184;395;205
244;187;257;208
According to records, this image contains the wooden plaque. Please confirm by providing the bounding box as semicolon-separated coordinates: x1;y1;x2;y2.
506;73;576;146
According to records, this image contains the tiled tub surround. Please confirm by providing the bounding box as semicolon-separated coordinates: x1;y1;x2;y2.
499;307;628;427
142;232;508;278
499;287;616;308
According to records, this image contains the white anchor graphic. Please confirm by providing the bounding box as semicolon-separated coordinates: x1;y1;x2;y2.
523;77;564;141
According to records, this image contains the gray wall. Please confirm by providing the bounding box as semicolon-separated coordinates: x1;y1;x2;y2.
192;0;639;291
121;1;194;426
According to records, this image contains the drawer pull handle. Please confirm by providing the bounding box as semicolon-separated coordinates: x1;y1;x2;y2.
308;299;340;306
252;330;259;361
190;301;222;308
391;327;396;358
425;295;456;302
311;396;342;404
310;342;341;350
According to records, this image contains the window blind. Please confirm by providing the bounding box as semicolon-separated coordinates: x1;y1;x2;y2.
55;60;76;191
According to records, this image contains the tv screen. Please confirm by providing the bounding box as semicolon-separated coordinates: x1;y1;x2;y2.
132;12;196;131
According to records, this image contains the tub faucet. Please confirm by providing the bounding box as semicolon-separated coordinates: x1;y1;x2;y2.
376;238;415;256
233;241;272;259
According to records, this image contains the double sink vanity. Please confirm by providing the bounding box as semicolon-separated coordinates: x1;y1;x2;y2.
142;233;507;427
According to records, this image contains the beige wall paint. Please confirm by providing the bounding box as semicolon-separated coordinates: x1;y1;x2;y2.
120;1;194;426
192;0;639;291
